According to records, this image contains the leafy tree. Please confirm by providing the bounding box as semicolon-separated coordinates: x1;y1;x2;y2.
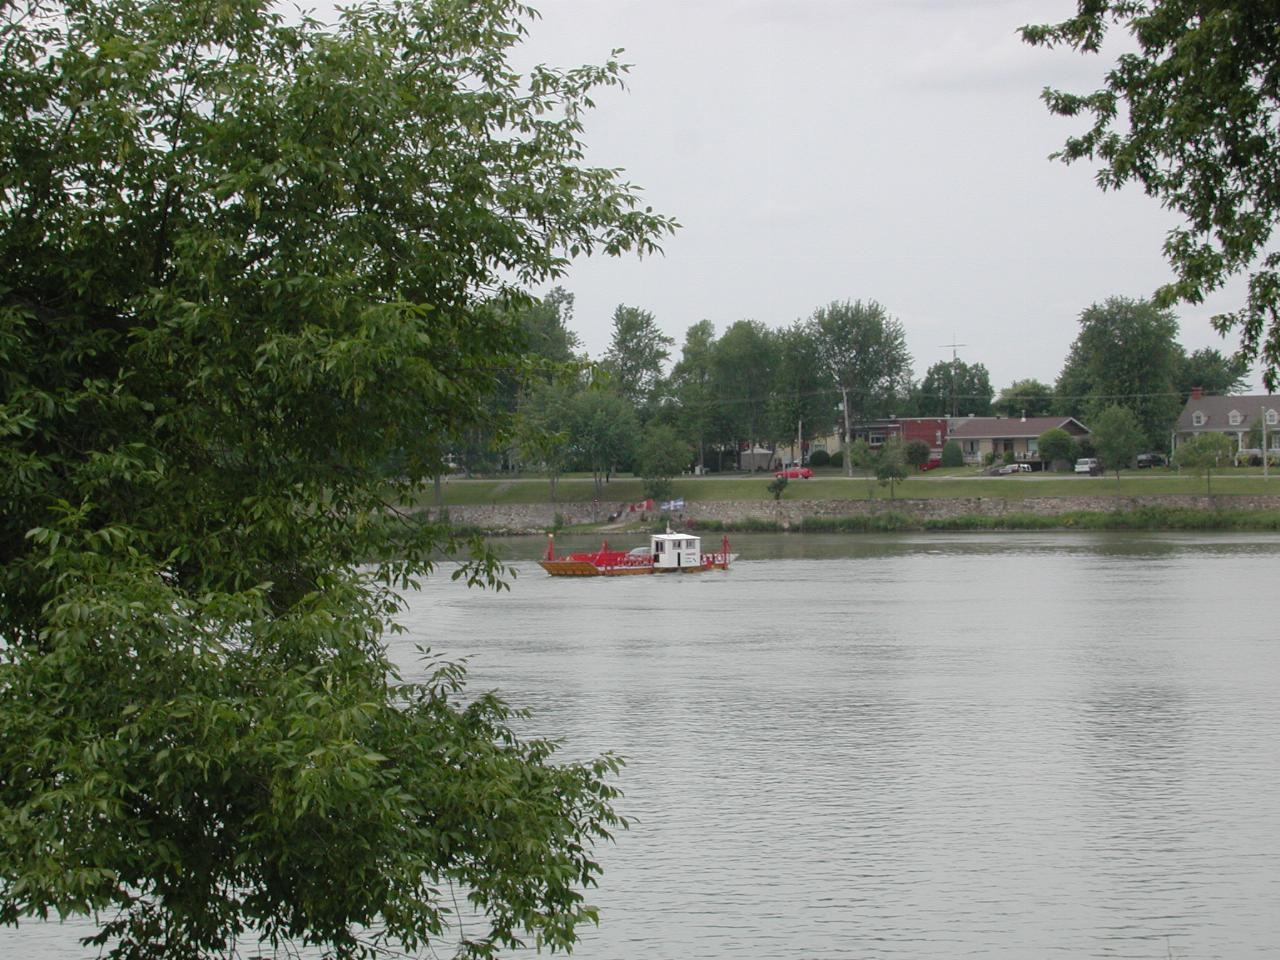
767;321;833;462
847;438;875;474
767;474;789;501
1037;427;1077;471
1055;297;1183;449
0;1;673;956
1053;339;1093;420
845;438;876;497
634;422;691;502
875;438;909;499
1175;347;1250;400
810;300;912;477
1022;2;1280;389
941;439;965;468
711;320;775;468
1090;404;1146;480
568;385;638;497
517;379;577;501
917;359;993;417
994;378;1056;418
485;289;584;477
1173;432;1237;493
904;439;932;470
521;287;583;368
601;304;673;413
670;320;720;471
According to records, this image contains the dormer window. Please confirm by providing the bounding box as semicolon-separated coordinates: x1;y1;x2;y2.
1267;409;1279;426
1228;410;1243;426
1192;410;1206;427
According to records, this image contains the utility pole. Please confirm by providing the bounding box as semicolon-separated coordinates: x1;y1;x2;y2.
1264;404;1270;480
940;336;967;418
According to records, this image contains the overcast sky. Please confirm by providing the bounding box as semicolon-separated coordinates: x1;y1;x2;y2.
499;0;1267;394
314;0;1263;393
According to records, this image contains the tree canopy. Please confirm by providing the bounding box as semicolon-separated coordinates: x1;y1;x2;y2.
874;437;909;499
766;321;832;452
1036;427;1077;469
917;359;993;417
634;422;691;502
1090;404;1146;479
810;300;912;477
712;319;775;466
994;378;1056;418
1173;432;1237;493
1022;2;1280;388
1055;297;1183;449
0;0;673;956
669;320;721;470
601;304;674;411
1175;346;1250;400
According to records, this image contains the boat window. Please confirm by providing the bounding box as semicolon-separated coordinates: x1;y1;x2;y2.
655;540;665;553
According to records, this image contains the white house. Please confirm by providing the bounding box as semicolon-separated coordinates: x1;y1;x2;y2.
1174;389;1280;460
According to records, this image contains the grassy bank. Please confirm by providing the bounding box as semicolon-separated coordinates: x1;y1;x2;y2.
429;468;1280;506
688;506;1280;534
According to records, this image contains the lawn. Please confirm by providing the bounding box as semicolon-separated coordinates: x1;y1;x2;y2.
427;468;1280;506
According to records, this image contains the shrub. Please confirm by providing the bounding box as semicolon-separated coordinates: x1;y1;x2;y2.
643;476;673;501
1037;428;1076;469
904;439;931;469
941;440;964;467
1001;449;1016;465
828;450;844;468
808;449;830;468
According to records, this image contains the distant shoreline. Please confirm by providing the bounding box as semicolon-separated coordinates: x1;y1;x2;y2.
416;494;1280;536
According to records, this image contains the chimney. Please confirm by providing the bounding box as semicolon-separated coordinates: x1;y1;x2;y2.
1191;386;1204;400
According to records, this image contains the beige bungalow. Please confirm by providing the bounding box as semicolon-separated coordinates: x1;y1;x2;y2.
948;415;1090;465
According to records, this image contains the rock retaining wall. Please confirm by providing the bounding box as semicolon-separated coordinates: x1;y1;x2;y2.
426;495;1280;534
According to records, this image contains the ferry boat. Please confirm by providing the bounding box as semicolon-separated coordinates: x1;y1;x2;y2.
539;531;734;577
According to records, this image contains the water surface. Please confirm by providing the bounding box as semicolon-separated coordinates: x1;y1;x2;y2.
394;532;1280;959
8;533;1278;959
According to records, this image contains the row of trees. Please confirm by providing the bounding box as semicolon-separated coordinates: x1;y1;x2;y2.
483;292;1250;493
500;298;915;491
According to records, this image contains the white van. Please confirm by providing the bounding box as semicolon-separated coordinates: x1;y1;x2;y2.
1074;458;1100;475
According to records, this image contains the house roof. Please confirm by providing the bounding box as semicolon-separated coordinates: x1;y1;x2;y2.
948;416;1088;440
1177;394;1279;432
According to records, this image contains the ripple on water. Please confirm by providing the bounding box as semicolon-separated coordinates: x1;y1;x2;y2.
7;534;1280;959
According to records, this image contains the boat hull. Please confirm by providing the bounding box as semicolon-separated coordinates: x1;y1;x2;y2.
539;555;733;577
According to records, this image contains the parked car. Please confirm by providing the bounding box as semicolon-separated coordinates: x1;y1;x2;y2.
918;458;943;471
1074;458;1100;475
775;466;813;479
1136;453;1166;468
997;462;1032;474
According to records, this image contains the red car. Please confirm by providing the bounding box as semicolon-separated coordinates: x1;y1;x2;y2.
775;466;813;479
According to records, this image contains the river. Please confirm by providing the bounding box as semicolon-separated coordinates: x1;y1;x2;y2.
395;532;1280;960
8;533;1279;958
